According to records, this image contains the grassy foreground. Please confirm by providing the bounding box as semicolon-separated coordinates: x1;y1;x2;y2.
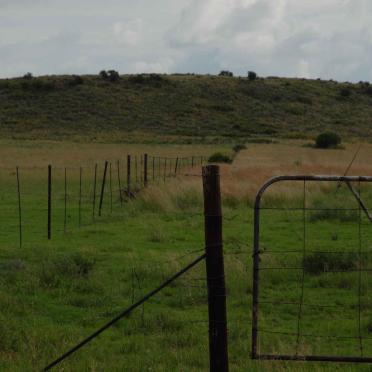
1;141;372;370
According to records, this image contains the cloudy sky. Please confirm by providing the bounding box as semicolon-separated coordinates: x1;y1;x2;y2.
1;0;371;81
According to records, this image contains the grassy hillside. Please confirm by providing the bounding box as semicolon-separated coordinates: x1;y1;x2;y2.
1;73;372;142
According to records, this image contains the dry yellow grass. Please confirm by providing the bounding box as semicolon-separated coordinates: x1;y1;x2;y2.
0;140;227;167
141;140;372;207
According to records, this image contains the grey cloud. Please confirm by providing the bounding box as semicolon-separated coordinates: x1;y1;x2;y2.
0;0;372;81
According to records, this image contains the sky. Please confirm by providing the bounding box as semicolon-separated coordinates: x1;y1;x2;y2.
1;0;372;81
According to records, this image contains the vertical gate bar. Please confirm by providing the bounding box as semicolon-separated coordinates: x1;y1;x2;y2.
252;189;261;359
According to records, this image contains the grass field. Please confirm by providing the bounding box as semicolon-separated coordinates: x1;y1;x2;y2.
1;139;372;371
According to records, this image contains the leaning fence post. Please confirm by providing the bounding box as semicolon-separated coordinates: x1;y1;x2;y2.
98;161;108;217
144;153;148;187
48;164;52;240
202;164;229;372
174;157;179;175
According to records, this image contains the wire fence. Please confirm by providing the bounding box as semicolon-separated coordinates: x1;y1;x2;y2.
0;154;206;248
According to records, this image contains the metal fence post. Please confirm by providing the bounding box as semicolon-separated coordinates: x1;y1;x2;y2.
127;155;131;197
48;164;52;240
144;153;148;187
202;164;229;372
98;161;108;217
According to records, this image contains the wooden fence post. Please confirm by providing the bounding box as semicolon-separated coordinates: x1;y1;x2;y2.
127;155;131;197
202;165;229;372
98;161;108;217
144;153;148;187
48;164;52;240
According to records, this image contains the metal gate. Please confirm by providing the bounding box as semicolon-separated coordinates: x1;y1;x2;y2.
252;175;372;363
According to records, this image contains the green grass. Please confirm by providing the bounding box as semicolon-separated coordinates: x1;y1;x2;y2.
1;74;372;143
0;168;372;370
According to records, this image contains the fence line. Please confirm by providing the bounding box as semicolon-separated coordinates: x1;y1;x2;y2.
0;154;205;247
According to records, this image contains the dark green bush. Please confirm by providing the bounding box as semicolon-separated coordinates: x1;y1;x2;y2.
69;75;84;86
247;71;257;81
99;70;120;82
303;252;355;275
232;144;247;153
128;74;167;87
315;132;341;149
339;87;352;97
21;79;56;92
107;70;120;82
23;72;33;80
99;70;108;79
208;152;232;163
219;70;233;77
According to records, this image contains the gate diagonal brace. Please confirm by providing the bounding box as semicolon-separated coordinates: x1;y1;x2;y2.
345;181;372;222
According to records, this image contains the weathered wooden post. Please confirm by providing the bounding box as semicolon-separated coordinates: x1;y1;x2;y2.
202;164;229;372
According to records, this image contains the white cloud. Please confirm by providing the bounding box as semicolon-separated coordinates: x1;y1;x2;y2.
0;0;372;81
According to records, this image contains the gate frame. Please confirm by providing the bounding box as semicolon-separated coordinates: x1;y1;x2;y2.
252;175;372;363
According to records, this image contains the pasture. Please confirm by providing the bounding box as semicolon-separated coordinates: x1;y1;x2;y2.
1;139;372;371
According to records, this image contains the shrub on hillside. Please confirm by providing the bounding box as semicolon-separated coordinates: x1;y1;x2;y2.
208;152;232;163
23;72;33;80
232;144;247;153
21;79;56;92
128;74;167;87
99;70;120;82
219;70;233;77
339;87;352;97
107;70;120;82
99;70;108;79
247;71;258;81
69;75;84;86
315;132;341;149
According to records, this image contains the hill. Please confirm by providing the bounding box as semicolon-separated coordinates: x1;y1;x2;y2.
1;73;372;143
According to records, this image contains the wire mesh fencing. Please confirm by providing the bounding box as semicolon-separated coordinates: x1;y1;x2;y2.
252;175;372;363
